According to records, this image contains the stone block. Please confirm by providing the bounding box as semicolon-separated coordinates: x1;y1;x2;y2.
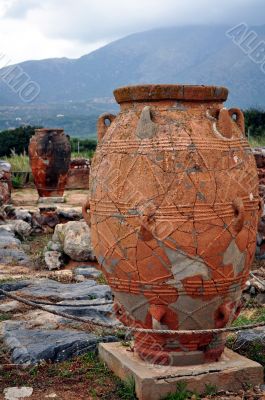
99;342;263;400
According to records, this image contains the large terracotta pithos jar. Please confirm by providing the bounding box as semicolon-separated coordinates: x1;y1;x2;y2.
29;128;71;198
84;85;261;366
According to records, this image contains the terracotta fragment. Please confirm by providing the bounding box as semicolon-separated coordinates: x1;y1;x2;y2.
84;84;260;365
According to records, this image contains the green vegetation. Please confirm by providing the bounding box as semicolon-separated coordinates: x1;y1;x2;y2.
163;382;200;400
116;376;136;400
0;126;97;164
0;126;38;157
0;350;137;399
71;137;97;159
232;306;265;327
11;174;27;188
23;234;53;270
3;150;31;172
243;341;265;366
0;313;12;322
204;384;218;396
70;137;97;153
227;331;265;366
97;273;108;285
162;382;218;400
249;137;265;147
226;307;265;366
245;108;265;138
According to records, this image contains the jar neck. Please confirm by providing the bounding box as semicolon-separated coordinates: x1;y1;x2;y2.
119;100;225;112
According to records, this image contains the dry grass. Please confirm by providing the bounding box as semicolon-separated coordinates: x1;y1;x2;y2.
4;150;93;173
3;150;31;172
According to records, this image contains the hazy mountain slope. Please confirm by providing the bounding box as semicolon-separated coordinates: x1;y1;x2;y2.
0;25;264;108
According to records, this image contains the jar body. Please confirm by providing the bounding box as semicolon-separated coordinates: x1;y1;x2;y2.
88;85;260;365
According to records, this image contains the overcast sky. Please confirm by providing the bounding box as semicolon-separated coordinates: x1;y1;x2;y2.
0;0;264;63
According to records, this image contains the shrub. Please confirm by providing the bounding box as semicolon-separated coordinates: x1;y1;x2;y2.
0;126;39;157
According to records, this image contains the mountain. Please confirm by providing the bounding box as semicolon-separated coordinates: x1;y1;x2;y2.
0;25;265;135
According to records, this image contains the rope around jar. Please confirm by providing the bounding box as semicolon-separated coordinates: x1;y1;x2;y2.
1;276;265;335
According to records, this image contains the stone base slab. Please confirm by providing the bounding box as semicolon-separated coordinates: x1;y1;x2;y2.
38;196;65;204
99;343;263;400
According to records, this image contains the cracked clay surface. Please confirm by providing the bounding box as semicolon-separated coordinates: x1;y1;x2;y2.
87;84;260;366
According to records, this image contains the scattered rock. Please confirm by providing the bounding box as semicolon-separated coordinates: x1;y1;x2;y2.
0;228;21;247
0;280;30;293
18;310;61;330
4;386;33;400
15;278;112;301
46;240;62;252
46;301;117;326
8;219;32;239
0;248;30;266
0;280;30;301
256;293;265;305
14;208;32;224
234;328;265;354
2;321;118;365
39;207;60;228
260;384;265;392
51;221;96;262
250;286;256;295
245;277;265;295
74;274;86;282
57;208;82;221
0;300;20;312
44;219;102;269
74;265;101;279
44;251;67;270
0;227;30;265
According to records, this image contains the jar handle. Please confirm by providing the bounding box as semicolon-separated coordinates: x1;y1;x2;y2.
228;108;245;135
232;197;245;233
97;113;116;142
208;108;245;139
82;197;91;227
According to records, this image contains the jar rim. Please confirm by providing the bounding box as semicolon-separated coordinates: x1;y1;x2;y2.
114;84;228;103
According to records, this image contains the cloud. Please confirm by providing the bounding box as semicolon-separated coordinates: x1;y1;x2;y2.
3;0;41;19
0;0;264;63
18;0;265;42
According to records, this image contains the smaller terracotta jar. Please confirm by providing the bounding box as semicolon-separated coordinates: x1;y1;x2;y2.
29;128;71;197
